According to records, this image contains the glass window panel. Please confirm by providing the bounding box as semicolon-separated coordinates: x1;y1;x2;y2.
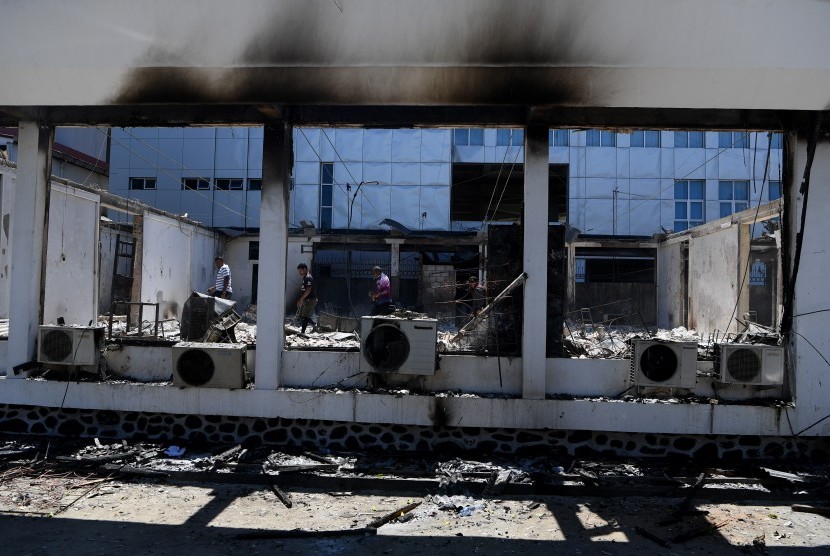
689;180;705;199
734;133;748;149
719;181;732;200
719;132;732;148
769;181;782;200
645;131;660;147
689;132;704;148
720;203;732;218
600;131;616;147
734;181;749;200
674;221;688;232
321;183;333;205
630;131;644;147
675;202;687;219
691;220;704;228
470;129;484;145
690;202;703;220
496;129;510;146
320;207;332;229
454;129;468;146
674;132;688;148
586;130;600;146
512;130;524;146
674;181;688;199
248;179;262;191
321;163;334;184
771;133;783;149
735;202;748;212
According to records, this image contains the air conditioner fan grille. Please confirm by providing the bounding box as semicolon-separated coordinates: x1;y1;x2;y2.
42;330;73;362
177;349;215;386
363;323;410;372
726;348;762;382
639;344;679;383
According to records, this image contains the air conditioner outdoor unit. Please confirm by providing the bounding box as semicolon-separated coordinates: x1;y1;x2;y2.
172;342;247;388
38;325;104;366
717;343;784;385
631;340;698;388
359;316;438;375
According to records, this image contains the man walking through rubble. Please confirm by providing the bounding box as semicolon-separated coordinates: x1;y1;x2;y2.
296;263;317;333
369;265;395;316
208;256;233;299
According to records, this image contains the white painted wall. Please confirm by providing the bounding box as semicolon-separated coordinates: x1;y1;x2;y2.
688;227;740;337
98;225;134;314
1;1;830;110
0;167;12;319
139;212;221;320
42;184;100;325
656;241;685;329
791;138;830;436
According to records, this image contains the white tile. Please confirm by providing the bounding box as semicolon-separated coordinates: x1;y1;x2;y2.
630;178;662;200
582;199;614;234
629;200;661;236
157;139;184;171
629;149;661;178
453;145;485;163
660;200;677;232
549;146;568;164
158;127;184;139
660;148;674;177
247;138;263;169
717;151;753;179
129;138;159;168
182;139;215;169
616;148;630;178
334;162;362;185
182;127;215;139
569;147;586;178
421;162;451;185
354;185;391;228
419;186;451;230
421;129;452;162
483;146;497;163
215;138;247;169
391;130;421;162
295;128;322;162
392;162;420;185
294;161;321;185
334;129;363;162
362;129;393;162
585;177;616;199
109;142;131;170
129;127;159;140
674;149;706;179
246;191;261;228
362;162;392;185
390;185;421;228
585;147;616;178
292;184;320;227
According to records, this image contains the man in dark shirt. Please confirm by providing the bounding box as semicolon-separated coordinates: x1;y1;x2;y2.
296;263;317;333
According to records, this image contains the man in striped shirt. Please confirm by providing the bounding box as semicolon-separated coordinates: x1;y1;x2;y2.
208;256;233;299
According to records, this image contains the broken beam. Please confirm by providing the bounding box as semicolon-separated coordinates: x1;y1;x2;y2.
451;272;527;342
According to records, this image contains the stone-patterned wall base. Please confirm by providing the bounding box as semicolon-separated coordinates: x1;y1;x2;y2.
1;404;827;460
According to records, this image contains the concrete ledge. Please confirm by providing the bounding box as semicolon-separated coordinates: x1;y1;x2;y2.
0;377;801;436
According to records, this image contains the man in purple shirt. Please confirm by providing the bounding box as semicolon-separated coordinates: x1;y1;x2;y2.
369;265;395;316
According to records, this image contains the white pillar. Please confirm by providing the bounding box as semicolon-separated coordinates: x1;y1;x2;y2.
386;238;403;300
522;124;549;399
256;123;292;390
7;122;53;376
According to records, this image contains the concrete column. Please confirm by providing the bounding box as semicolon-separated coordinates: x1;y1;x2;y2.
256;123;292;390
8;122;53;375
386;238;403;300
522;124;549;399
